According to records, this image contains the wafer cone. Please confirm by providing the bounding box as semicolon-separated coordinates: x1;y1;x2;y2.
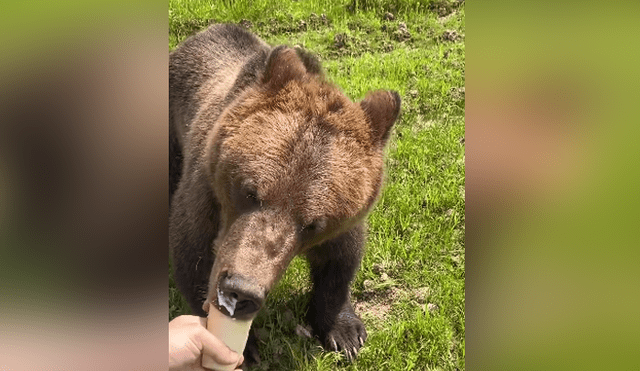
201;305;252;371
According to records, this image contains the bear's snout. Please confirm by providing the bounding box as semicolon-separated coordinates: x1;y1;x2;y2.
216;272;266;320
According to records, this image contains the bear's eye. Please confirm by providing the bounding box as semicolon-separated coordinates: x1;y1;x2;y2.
300;223;316;240
303;223;316;233
244;189;261;207
301;219;326;238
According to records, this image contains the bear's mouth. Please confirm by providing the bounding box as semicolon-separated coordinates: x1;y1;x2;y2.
210;271;266;320
216;286;239;316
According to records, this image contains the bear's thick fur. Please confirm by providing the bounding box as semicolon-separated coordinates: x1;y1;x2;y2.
170;24;400;364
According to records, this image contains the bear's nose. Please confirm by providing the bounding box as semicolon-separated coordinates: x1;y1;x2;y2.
217;274;265;319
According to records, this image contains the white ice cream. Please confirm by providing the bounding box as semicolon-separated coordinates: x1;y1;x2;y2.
217;287;237;317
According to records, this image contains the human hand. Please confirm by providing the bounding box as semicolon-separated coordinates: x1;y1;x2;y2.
169;315;244;371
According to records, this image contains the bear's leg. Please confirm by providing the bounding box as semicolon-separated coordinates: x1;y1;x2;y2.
306;224;367;361
169;122;183;204
170;172;218;318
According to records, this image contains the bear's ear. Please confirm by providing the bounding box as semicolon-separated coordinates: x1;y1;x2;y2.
360;90;401;145
262;46;308;91
294;47;323;76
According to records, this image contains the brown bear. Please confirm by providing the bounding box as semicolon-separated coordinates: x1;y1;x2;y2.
169;24;400;365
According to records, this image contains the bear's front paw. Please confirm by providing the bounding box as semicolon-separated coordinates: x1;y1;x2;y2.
315;309;368;362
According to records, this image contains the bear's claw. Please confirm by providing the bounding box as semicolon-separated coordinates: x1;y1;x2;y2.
329;336;338;352
315;308;367;362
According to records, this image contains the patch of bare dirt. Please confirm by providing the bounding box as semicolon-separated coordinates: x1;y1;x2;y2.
394;22;411;42
450;86;465;101
253;13;330;36
451;254;463;267
355;276;398;325
333;33;348;49
426;303;439;313
308;13;329;28
413;286;432;304
429;0;464;17
238;19;253;29
354;300;392;324
355;262;427;326
441;29;461;42
438;11;458;24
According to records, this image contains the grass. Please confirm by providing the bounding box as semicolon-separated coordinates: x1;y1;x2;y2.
169;0;465;370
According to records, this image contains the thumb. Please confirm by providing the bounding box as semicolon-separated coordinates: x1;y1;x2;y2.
196;317;242;366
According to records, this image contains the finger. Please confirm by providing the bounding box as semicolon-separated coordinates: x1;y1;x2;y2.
195;326;241;366
198;316;208;328
170;314;201;327
234;354;245;370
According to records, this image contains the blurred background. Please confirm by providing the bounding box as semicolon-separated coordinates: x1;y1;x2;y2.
466;1;640;369
0;0;168;369
1;0;639;369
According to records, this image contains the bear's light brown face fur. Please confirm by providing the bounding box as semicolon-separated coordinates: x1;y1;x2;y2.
200;48;400;315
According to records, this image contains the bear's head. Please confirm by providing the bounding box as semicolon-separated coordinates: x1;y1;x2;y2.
202;47;401;319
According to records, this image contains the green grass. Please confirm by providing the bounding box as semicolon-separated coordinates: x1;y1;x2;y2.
169;0;465;370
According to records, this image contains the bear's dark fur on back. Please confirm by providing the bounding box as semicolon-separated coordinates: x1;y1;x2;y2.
170;24;400;366
170;25;269;200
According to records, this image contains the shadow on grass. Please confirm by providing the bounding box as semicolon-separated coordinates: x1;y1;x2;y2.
248;291;325;370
